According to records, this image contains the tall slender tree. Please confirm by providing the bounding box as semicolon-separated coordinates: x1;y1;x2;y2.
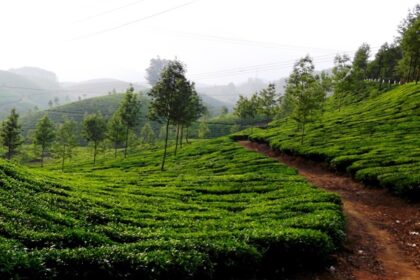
107;113;125;158
83;113;107;165
148;60;191;170
56;119;76;171
284;56;326;144
34;115;55;166
118;86;142;158
1;109;23;160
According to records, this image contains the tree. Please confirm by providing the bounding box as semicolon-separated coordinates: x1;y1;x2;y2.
398;14;420;83
220;106;229;116
118;86;142;158
256;83;278;119
285;55;326;144
367;43;402;87
2;110;22;156
107;113;125;158
56;119;76;171
140;122;156;144
145;56;170;86
178;85;205;148
34;115;55;166
83;113;107;165
332;54;353;110
353;43;371;78
198;121;210;139
233;95;258;121
1;109;23;160
148;60;191;170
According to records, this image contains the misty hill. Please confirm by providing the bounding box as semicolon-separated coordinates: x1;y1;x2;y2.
0;70;56;120
60;79;148;101
197;77;287;105
9;67;60;90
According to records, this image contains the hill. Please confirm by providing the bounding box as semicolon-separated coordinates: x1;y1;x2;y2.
20;91;232;138
60;79;148;100
0;70;56;119
235;83;420;198
0;137;344;279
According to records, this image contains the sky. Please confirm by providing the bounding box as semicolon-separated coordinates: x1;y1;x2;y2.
0;0;418;85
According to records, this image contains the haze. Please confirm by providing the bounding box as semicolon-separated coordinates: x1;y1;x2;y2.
0;0;417;84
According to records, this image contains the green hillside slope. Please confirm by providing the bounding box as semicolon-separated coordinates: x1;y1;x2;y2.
237;83;420;198
0;137;344;279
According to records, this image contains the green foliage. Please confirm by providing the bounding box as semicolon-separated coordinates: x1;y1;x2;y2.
55;119;77;171
148;60;205;170
117;87;142;158
0;136;344;279
284;56;326;143
241;83;420;198
83;113;107;165
1;108;23;159
367;43;402;85
198;121;210;139
107;113;125;158
233;95;258;120
33;115;55;166
145;56;170;86
140;122;156;144
398;11;420;82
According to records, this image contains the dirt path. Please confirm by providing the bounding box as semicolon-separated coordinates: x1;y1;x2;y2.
238;140;420;280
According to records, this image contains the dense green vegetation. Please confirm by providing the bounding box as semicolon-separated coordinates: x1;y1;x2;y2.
0;137;344;279
236;83;420;198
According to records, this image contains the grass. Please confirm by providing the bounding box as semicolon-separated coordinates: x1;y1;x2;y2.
235;83;420;198
0;137;344;279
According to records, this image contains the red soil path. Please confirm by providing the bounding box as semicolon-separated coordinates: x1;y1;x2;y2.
239;140;420;280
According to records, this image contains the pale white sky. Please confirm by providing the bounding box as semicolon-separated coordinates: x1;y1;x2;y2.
0;0;417;84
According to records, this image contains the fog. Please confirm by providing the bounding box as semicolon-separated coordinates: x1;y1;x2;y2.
0;0;418;85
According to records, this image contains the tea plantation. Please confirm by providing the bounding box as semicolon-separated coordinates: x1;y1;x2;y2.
238;83;420;198
0;137;344;279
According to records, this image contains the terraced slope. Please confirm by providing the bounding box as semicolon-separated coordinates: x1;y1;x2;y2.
237;83;420;198
0;138;344;279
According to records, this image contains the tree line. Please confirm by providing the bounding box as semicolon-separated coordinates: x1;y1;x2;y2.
233;5;419;143
0;60;206;171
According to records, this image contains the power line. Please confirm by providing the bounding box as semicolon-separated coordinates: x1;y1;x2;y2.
74;0;148;24
70;0;200;41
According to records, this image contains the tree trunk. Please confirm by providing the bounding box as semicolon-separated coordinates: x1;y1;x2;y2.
61;145;65;172
185;127;190;144
93;141;97;165
174;124;180;156
114;143;117;158
180;125;184;149
161;118;170;171
124;126;129;158
408;56;414;82
41;145;45;167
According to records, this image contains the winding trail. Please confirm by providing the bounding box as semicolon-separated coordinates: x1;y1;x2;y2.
238;140;420;280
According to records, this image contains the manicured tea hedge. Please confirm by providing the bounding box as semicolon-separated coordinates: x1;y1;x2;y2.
237;83;420;198
0;137;344;279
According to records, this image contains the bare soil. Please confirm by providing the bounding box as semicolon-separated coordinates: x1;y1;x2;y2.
238;140;420;280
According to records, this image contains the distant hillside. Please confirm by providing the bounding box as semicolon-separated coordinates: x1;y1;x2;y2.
9;67;60;90
60;79;148;101
196;77;287;105
0;70;56;120
21;90;231;139
21;94;147;138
